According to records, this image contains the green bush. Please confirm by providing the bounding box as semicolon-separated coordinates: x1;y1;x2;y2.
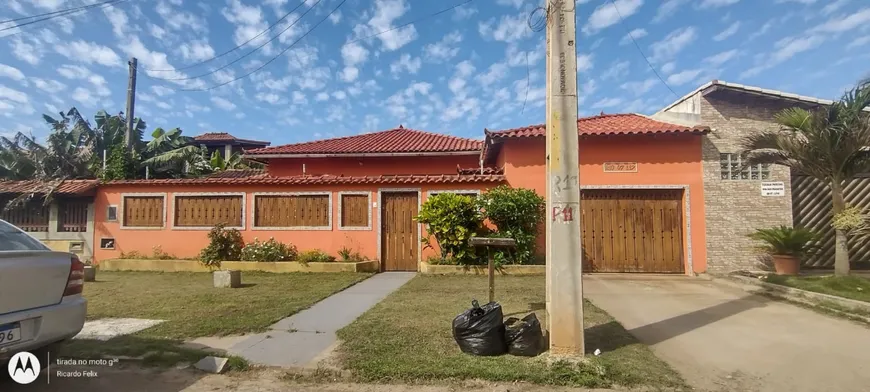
102;143;137;180
240;238;298;262
416;193;483;265
748;225;820;257
198;224;244;269
338;246;365;262
477;185;545;264
298;249;336;264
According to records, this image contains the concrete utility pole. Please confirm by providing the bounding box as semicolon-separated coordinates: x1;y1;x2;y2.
125;57;138;151
545;0;584;356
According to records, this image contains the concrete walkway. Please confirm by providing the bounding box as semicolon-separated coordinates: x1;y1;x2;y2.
223;272;415;368
584;275;870;392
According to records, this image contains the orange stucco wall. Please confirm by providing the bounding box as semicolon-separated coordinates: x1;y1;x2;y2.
92;183;496;267
501;135;707;273
266;155;480;177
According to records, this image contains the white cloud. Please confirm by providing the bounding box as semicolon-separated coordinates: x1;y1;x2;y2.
649;26;697;62
31;0;64;10
452;6;477;21
811;8;870;33
357;0;418;51
714;21;740;41
822;0;850;15
390;54;421;74
222;0;270;50
31;78;66;93
211;96;237;110
332;90;347;100
584;0;644;35
448;60;476;95
741;34;825;78
591;97;623;109
103;6;131;38
653;0;687;23
847;35;870;49
120;36;205;89
255;92;282;104
340;67;359;82
576;53;594;73
748;20;775;40
601;60;631;81
55;41;122;67
9;37;43;65
328;10;342;24
149;24;167;40
0;64;25;82
157;0;208;33
495;0;523;8
71;88;92;106
315;92;330;101
477;62;510;87
479;13;530;42
0;85;28;103
619;28;647;45
698;0;740;8
341;41;369;67
704;49;739;66
178;40;215;62
666;69;703;85
56;65;111;97
620;79;658;95
661;62;676;73
423;31;462;62
151;85;175;97
776;0;817;3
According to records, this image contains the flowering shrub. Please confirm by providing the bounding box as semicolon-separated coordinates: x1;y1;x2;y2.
240;238;298;262
298;249;336;264
199;224;244;270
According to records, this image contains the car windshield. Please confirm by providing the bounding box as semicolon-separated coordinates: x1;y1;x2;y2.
0;220;50;251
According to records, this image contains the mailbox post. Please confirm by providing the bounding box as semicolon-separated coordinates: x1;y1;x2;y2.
469;237;517;303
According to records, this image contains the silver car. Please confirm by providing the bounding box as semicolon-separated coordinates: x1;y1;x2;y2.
0;219;87;360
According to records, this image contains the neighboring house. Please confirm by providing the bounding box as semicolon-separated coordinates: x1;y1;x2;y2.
0;180;98;262
194;132;271;160
92;127;501;272
654;80;831;272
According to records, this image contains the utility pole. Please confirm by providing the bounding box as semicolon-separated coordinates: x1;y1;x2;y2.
545;0;584;356
125;57;138;151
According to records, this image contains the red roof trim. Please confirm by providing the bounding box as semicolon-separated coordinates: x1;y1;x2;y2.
486;113;709;139
103;174;504;186
246;127;483;156
0;179;99;195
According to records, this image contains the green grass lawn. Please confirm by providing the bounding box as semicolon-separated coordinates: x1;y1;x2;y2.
336;275;685;389
84;271;371;339
764;274;870;303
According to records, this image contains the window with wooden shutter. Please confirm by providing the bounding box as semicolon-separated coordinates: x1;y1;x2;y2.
122;195;165;228
254;194;330;228
58;199;89;232
340;193;370;229
174;195;244;228
1;199;50;232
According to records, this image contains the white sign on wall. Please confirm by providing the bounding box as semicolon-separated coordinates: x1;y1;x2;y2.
761;181;785;197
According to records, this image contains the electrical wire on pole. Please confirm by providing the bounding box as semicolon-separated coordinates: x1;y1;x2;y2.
0;0;130;34
0;0;126;25
143;0;309;72
143;0;324;82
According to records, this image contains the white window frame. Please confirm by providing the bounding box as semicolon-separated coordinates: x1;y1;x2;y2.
171;192;246;231
338;191;372;231
251;192;332;231
120;193;167;230
106;205;118;222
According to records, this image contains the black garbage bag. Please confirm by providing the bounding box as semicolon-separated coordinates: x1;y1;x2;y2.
452;300;507;356
504;313;544;357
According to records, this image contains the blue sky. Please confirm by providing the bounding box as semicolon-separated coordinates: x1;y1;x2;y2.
0;0;868;146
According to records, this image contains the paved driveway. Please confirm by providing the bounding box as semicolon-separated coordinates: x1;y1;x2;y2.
584;275;870;392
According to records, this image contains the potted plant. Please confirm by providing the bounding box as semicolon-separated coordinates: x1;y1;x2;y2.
748;226;819;275
82;259;96;282
199;224;244;288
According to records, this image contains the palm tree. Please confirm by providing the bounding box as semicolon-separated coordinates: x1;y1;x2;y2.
743;82;870;276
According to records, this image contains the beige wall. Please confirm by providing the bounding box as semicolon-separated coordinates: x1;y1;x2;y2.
30;201;95;263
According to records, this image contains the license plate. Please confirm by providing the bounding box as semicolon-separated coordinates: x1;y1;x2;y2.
0;322;21;346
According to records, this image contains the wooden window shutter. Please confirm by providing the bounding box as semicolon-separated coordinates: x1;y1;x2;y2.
174;196;243;227
254;194;330;227
341;194;369;227
123;196;164;227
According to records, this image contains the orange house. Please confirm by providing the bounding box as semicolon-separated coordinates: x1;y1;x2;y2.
92;115;709;274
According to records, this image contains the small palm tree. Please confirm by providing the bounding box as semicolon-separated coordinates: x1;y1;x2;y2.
743;82;870;276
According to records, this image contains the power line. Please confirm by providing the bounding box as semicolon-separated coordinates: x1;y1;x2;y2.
608;0;678;97
144;0;324;81
0;0;123;25
146;0;475;92
179;0;348;91
0;0;129;34
144;0;309;72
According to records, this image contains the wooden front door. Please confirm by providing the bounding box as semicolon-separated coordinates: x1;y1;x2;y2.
381;192;419;271
581;189;684;273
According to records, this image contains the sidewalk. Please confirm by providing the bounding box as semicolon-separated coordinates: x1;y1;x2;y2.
222;272;415;368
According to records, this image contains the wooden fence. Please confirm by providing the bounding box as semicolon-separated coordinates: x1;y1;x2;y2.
792;175;870;267
175;196;243;227
255;195;329;227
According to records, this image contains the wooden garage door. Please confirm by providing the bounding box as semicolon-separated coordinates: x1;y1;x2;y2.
581;190;684;273
381;192;419;271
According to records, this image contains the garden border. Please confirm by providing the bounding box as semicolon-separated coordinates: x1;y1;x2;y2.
97;259;377;273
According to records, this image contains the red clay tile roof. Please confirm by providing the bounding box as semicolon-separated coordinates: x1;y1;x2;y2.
457;166;504;175
0;179;98;195
486;113;709;139
245;126;483;156
205;169;268;179
103;174;503;186
194;132;270;145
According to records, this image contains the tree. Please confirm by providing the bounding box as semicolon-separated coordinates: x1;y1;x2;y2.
743;82;870;276
140;127;210;178
209;150;260;171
